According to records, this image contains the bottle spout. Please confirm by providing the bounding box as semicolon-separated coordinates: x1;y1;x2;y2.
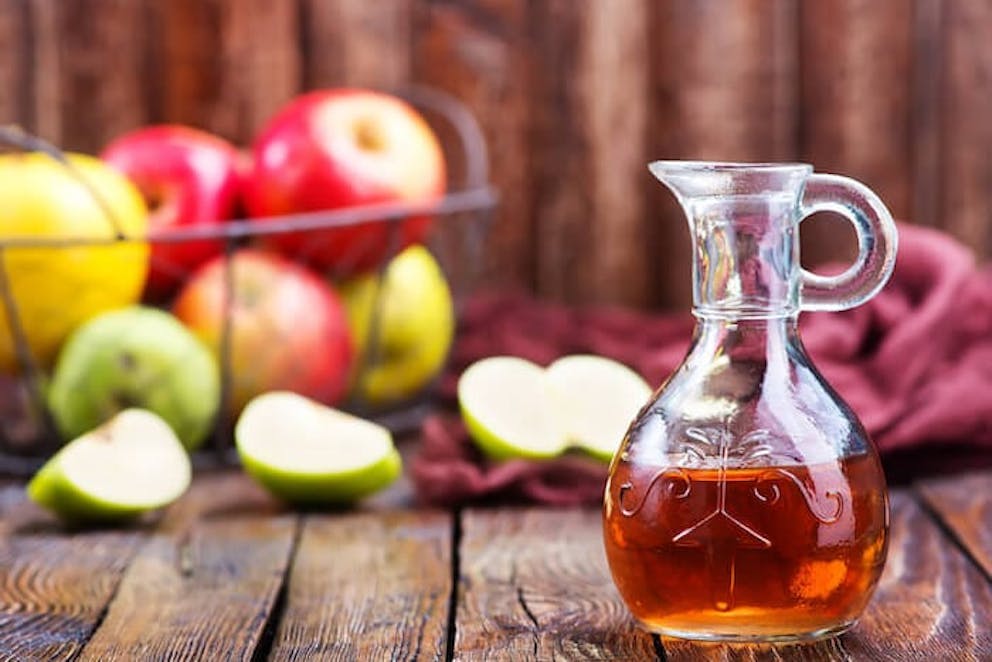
649;161;814;318
648;161;812;202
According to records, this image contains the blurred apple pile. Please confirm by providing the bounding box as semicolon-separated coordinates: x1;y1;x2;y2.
0;88;457;459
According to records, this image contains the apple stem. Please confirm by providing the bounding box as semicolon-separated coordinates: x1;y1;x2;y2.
354;119;387;152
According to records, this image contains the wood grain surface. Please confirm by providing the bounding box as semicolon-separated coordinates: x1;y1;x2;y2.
0;0;29;129
663;492;992;660
454;507;657;660
525;0;591;306
800;0;914;219
940;0;992;257
527;0;653;307
799;0;914;269
268;510;452;661
910;0;944;230
917;471;992;580
303;0;412;90
1;471;992;659
77;473;295;661
0;486;142;662
31;0;151;154
156;0;301;143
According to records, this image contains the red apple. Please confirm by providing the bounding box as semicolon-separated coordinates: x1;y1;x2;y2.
243;89;446;276
173;249;353;417
101;125;241;300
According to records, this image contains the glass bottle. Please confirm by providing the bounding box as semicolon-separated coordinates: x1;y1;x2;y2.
603;162;897;643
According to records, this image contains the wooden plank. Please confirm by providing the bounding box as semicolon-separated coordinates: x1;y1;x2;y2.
229;0;302;138
527;0;652;307
650;0;798;309
940;0;992;258
268;510;451;661
910;0;944;229
151;0;222;133
654;0;798;162
302;0;412;89
799;0;914;267
26;0;151;152
454;508;657;660
575;0;651;306
0;0;30;127
661;492;992;660
0;485;143;662
157;0;301;143
24;0;60;143
917;471;992;580
413;0;536;293
78;472;295;661
664;635;852;661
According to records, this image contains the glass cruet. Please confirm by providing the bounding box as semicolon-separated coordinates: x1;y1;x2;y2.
603;161;898;643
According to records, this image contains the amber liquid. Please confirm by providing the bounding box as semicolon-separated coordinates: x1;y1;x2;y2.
603;453;888;640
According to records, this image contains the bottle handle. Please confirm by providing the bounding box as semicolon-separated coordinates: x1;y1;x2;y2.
799;173;899;312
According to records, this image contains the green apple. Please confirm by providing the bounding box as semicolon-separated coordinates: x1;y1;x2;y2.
235;391;402;505
47;306;220;451
458;355;651;463
27;409;192;523
340;245;453;406
546;355;652;462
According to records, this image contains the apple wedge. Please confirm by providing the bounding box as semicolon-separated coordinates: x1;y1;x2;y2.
458;355;652;463
235;391;401;505
457;356;567;461
27;409;192;523
546;355;652;462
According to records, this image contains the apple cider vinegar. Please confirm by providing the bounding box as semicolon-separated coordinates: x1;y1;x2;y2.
603;454;887;639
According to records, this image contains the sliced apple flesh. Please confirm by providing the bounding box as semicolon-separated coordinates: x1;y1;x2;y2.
235;391;402;504
457;357;566;461
458;355;652;463
27;409;192;523
546;355;652;462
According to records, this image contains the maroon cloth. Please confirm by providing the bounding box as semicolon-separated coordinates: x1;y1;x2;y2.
412;224;992;506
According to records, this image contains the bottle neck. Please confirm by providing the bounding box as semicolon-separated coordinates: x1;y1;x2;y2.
687;196;801;319
686;316;798;372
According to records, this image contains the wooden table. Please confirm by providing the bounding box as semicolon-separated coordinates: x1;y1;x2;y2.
0;463;989;661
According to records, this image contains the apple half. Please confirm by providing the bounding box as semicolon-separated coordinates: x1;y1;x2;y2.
546;355;652;462
27;409;192;523
458;355;651;463
458;357;565;461
235;391;402;505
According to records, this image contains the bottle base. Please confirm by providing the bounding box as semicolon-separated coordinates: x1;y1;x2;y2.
638;618;857;644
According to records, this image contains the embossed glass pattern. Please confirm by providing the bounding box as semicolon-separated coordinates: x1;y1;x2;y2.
603;162;897;642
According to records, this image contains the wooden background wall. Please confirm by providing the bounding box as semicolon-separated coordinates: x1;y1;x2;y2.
1;0;990;309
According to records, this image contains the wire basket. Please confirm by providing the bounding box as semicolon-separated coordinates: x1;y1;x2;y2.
0;86;497;475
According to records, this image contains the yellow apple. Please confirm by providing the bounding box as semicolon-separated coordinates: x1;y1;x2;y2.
341;245;454;406
0;153;148;371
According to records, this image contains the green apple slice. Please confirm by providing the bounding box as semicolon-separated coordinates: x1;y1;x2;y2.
27;409;192;523
457;357;566;461
235;391;402;505
546;355;652;462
